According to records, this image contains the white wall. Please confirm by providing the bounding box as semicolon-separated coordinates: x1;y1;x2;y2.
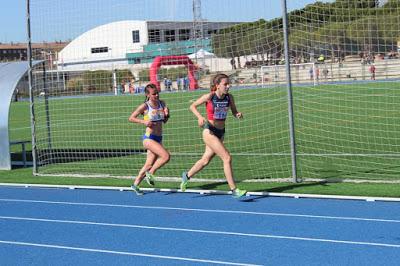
58;20;148;68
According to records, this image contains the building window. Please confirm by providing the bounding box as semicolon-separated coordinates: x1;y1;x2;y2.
91;47;109;53
179;29;190;41
207;29;218;36
164;30;175;42
149;29;161;43
132;30;140;43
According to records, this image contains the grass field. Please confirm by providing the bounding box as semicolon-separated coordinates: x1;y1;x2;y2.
1;167;400;198
8;80;400;182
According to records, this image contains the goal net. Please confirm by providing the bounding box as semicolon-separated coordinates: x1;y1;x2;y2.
28;0;400;183
261;63;317;86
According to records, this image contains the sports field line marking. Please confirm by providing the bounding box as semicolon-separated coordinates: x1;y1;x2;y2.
1;198;399;224
0;216;399;249
0;240;259;266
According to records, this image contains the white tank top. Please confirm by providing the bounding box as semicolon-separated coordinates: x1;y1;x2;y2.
143;100;165;122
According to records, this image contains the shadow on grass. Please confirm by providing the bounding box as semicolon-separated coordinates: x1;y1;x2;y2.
195;180;332;192
264;180;330;193
233;181;330;202
186;180;332;202
196;182;227;190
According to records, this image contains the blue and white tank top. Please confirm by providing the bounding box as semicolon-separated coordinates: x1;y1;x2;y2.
143;100;165;122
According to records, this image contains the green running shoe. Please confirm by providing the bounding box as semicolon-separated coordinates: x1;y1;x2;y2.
145;171;155;186
232;188;247;199
131;184;144;196
180;171;189;192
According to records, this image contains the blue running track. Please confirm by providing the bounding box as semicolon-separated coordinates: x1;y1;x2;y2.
0;186;399;265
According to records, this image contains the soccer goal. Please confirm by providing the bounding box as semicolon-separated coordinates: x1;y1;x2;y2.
261;63;317;87
27;0;400;183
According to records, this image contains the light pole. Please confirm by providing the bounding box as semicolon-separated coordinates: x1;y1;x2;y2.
192;0;205;68
41;50;54;71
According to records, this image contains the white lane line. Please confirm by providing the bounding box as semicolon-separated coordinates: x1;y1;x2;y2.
0;216;399;248
1;198;399;224
0;240;260;266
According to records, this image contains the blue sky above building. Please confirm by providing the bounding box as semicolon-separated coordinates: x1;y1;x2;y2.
1;0;333;43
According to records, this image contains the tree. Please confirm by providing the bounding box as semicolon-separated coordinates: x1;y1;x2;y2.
314;22;349;61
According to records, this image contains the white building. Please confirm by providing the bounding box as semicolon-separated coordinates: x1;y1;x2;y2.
57;20;147;70
57;20;238;71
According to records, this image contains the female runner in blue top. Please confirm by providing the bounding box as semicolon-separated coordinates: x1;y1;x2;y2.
181;73;247;198
129;83;170;195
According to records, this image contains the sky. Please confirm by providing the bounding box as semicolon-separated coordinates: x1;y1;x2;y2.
0;0;331;43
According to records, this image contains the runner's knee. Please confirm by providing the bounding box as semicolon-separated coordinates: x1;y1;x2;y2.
161;152;170;164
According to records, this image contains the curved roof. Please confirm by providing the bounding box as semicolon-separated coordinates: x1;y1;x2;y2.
0;61;42;170
58;20;148;64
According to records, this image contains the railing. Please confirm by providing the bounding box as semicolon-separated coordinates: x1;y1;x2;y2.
10;140;31;167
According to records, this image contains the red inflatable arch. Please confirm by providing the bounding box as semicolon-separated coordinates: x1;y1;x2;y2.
149;55;198;91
